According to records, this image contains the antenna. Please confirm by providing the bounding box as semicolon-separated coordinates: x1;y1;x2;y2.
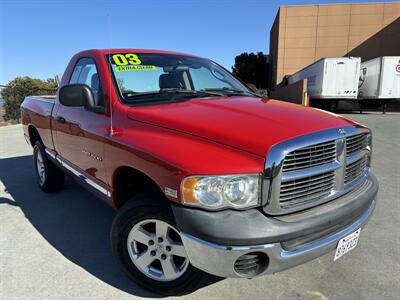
107;13;114;137
55;75;60;87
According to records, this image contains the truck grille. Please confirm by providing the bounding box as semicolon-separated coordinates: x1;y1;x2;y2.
345;156;368;185
282;140;336;172
346;134;368;156
280;171;335;208
263;127;371;215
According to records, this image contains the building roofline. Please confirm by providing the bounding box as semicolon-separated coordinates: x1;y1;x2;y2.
279;1;396;8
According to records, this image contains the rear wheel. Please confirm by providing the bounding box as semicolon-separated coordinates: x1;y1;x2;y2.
33;142;64;192
111;193;211;295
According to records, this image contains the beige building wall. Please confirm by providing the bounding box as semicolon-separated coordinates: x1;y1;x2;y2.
269;2;400;88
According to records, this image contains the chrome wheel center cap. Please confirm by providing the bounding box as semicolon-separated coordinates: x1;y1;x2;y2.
155;243;163;253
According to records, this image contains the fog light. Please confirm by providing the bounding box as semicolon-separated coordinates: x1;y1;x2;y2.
234;252;269;277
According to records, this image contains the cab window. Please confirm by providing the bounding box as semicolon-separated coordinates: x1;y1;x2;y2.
70;58;105;107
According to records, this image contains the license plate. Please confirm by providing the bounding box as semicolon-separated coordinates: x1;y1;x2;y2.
334;228;361;261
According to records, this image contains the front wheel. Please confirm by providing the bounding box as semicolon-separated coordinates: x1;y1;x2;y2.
111;194;211;295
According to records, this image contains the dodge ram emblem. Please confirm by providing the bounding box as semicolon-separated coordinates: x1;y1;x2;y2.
337;128;346;135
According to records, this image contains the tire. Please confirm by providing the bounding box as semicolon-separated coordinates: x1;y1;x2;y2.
111;193;211;296
33;141;64;192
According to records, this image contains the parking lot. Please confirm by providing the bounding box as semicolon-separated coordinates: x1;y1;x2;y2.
0;113;399;300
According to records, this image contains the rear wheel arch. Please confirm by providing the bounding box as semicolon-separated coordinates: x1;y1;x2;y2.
28;125;43;147
112;166;167;209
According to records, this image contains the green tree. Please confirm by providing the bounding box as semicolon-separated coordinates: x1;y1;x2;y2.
232;52;269;90
0;77;57;121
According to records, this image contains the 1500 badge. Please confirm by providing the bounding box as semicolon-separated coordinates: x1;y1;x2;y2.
82;149;103;161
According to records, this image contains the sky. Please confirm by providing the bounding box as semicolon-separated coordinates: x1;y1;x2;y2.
0;0;395;84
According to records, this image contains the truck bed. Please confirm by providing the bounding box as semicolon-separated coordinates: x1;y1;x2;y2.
21;96;56;150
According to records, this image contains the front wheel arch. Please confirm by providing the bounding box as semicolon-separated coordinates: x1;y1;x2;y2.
112;166;166;209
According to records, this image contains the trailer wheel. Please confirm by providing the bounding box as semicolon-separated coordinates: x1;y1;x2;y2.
33;142;64;192
111;193;212;296
329;99;339;112
382;100;389;114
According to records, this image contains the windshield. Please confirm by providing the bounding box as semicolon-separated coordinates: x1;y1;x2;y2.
106;53;255;104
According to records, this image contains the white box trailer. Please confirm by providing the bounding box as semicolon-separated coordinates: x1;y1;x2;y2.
287;57;361;99
359;56;400;99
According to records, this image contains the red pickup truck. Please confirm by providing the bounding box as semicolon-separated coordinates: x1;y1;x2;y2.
21;49;378;295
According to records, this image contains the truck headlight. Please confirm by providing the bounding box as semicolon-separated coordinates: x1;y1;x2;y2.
181;174;261;210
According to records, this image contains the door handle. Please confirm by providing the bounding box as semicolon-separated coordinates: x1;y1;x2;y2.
56;116;66;123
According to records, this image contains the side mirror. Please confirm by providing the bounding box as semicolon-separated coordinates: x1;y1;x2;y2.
59;84;95;109
246;83;257;92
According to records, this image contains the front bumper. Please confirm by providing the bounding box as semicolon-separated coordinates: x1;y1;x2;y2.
172;174;378;278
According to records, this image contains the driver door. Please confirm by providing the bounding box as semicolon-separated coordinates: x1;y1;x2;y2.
54;57;108;186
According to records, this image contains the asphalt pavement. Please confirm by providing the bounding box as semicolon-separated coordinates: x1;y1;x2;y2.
1;113;399;300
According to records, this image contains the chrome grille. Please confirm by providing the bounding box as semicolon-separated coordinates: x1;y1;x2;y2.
263;126;371;215
346;134;368;156
345;156;368;184
280;171;335;208
282;140;336;172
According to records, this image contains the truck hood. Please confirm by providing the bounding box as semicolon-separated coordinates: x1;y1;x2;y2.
126;97;357;157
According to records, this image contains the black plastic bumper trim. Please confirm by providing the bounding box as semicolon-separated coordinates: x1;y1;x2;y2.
171;174;378;246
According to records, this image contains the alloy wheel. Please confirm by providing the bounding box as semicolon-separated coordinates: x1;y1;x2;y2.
36;150;46;185
126;219;189;282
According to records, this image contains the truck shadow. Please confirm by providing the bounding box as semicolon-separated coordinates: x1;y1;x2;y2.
0;155;220;297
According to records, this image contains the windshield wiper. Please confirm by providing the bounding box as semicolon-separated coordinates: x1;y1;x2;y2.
124;88;223;98
204;87;245;93
202;87;259;97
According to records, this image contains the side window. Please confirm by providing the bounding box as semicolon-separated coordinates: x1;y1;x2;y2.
70;62;84;83
69;58;105;107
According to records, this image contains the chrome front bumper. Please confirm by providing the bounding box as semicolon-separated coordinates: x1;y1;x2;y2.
179;199;376;278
